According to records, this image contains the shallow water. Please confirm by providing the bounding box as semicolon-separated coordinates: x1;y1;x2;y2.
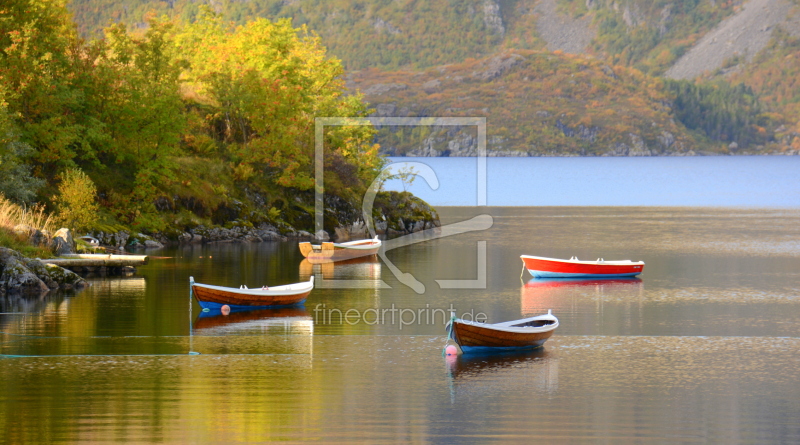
2;206;800;443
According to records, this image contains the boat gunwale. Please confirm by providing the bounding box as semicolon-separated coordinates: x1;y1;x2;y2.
190;276;314;297
301;237;382;252
450;313;559;335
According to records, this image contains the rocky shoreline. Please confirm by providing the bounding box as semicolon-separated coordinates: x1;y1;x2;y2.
0;247;89;297
91;191;442;251
0;191;440;295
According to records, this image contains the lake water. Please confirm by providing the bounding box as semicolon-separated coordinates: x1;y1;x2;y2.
2;157;800;443
382;156;800;207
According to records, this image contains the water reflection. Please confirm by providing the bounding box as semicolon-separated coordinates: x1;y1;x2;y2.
191;307;313;356
445;347;559;400
193;307;312;335
85;276;147;296
521;277;644;316
299;256;388;289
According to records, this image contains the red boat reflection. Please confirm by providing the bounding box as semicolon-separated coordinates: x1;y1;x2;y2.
521;277;643;316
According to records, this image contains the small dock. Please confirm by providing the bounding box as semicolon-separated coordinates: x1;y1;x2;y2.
42;254;149;276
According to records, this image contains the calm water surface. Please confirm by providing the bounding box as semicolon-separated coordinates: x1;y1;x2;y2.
383;156;800;207
2;205;800;443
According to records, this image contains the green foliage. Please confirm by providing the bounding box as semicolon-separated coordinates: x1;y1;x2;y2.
394;165;418;192
0;227;53;257
0;138;45;204
0;89;44;203
665;79;771;148
723;28;800;148
68;0;535;71
1;2;387;233
571;0;736;75
56;168;100;232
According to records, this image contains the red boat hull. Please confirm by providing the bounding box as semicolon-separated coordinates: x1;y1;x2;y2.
521;255;644;278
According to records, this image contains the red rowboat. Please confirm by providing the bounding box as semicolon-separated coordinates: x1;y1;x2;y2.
298;237;381;263
520;255;644;278
446;310;559;353
190;276;313;311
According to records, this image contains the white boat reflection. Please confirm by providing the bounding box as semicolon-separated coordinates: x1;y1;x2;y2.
299;256;389;289
191;307;313;356
521;277;644;316
193;307;313;335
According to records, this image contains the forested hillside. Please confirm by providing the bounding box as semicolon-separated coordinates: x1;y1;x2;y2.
1;1;385;236
66;0;800;155
354;51;774;156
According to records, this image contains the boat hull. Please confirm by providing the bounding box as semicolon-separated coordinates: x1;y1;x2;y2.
451;322;555;352
190;278;313;311
521;255;644;278
449;312;559;353
299;239;381;263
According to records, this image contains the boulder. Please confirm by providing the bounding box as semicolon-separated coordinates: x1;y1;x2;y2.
0;248;50;295
0;247;89;295
51;228;75;255
42;264;89;290
22;258;59;289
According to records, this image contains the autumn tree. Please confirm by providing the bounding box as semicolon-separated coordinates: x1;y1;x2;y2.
177;11;383;200
56;167;99;232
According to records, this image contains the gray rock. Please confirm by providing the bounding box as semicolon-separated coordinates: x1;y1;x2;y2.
43;263;89;290
0;249;49;295
51;228;75;255
22;258;59;289
144;240;164;249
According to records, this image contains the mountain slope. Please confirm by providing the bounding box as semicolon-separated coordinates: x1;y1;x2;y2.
665;0;800;80
353;51;706;157
65;0;800;154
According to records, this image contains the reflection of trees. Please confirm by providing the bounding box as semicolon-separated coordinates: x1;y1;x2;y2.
0;292;73;344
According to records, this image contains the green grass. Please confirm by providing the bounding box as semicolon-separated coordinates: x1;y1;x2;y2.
0;228;54;258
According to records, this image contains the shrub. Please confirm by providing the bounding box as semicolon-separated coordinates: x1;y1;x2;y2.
55;168;100;233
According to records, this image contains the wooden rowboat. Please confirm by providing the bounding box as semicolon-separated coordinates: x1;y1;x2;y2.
190;276;313;311
298;236;381;263
520;255;644;278
446;310;559;353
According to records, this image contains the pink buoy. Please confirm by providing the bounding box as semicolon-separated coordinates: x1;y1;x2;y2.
445;345;458;356
221;305;231;315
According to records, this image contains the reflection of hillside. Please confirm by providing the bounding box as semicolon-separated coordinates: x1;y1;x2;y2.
521;278;644;316
446;348;558;396
0;296;70;354
1;292;52;316
85;277;147;296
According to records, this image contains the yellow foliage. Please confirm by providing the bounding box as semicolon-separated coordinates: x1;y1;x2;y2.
56;168;99;233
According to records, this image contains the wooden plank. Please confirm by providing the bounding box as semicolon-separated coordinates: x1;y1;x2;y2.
40;254;149;267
